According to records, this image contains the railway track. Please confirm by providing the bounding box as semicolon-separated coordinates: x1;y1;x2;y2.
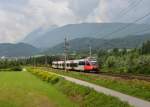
44;67;150;82
98;72;150;82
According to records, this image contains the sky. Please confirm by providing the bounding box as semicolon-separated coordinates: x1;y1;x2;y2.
0;0;150;43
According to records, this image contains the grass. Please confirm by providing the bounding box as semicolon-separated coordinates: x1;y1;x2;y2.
55;79;132;107
28;67;132;107
45;68;150;101
0;71;77;107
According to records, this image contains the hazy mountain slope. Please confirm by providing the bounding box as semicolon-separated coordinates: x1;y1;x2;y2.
23;25;58;48
22;23;150;49
0;43;40;57
45;34;150;54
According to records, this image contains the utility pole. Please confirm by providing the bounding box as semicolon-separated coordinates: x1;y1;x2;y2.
45;55;48;67
89;45;92;58
88;40;92;58
64;36;69;72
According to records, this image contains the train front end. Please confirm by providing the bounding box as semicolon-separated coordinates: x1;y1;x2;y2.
84;57;99;73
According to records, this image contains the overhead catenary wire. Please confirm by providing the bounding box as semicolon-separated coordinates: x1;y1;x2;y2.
113;0;140;17
114;0;144;20
100;10;150;38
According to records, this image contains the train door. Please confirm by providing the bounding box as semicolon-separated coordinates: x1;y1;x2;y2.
77;60;85;71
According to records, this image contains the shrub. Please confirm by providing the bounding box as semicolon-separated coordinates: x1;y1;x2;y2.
105;56;116;68
11;66;22;71
27;68;61;84
50;75;60;84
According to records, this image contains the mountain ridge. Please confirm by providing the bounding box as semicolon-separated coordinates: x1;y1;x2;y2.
0;43;40;57
22;23;150;49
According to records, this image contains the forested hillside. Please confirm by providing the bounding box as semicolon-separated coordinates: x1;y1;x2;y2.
0;43;40;57
22;23;150;48
45;34;150;54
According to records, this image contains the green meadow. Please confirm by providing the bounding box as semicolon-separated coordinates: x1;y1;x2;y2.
0;71;76;107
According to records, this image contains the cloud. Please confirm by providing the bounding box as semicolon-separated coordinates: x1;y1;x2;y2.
0;0;150;43
0;0;77;43
89;0;150;23
68;0;100;20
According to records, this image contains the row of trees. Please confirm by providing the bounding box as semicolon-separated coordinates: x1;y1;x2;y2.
0;40;149;74
97;40;150;74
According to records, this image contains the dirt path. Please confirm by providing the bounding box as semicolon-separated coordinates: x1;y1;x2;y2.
55;73;150;107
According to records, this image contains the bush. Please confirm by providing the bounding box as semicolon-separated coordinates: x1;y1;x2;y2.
11;66;22;71
27;68;61;84
105;56;116;68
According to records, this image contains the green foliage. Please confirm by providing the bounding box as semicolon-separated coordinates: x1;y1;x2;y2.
27;68;61;85
29;68;131;107
105;56;116;68
50;69;150;101
141;40;150;54
98;47;150;74
0;71;76;107
10;66;22;71
55;75;131;107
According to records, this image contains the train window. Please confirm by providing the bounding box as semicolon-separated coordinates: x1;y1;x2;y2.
79;61;85;65
67;63;70;67
70;63;78;67
91;62;97;65
86;61;90;66
62;63;65;67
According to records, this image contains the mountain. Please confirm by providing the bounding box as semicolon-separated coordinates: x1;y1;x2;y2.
22;23;150;49
0;43;40;57
22;25;58;49
45;34;150;54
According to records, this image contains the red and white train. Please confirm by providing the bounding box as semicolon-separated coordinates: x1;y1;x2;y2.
52;57;99;72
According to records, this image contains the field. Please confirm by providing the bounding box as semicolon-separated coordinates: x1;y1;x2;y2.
0;71;76;107
0;68;136;107
27;67;132;107
46;68;150;101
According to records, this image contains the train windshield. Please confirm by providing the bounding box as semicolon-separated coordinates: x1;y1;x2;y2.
91;61;98;66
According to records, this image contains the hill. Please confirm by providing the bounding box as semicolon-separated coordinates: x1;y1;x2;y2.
22;25;58;49
45;34;150;54
0;43;40;57
22;23;150;49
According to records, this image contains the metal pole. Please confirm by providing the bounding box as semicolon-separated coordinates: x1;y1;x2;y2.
64;36;69;72
45;55;47;67
89;46;92;58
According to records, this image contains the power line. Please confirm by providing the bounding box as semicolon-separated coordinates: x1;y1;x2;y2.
115;0;144;20
132;27;150;34
100;0;144;23
114;0;140;18
100;10;150;38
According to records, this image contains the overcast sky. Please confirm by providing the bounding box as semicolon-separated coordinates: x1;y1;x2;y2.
0;0;150;43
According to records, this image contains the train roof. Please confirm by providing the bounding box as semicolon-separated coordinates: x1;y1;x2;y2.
52;57;97;63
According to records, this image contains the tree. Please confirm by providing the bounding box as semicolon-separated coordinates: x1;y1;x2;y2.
141;40;150;54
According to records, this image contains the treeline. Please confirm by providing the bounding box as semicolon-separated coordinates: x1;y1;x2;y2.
0;56;60;70
0;40;149;74
97;40;150;74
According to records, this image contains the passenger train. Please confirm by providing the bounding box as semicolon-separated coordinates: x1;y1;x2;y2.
52;57;99;72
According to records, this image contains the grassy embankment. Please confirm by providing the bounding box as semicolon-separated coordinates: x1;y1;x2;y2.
0;71;76;107
45;68;150;101
27;67;132;107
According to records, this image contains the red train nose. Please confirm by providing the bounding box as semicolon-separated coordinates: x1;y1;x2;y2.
93;66;99;71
